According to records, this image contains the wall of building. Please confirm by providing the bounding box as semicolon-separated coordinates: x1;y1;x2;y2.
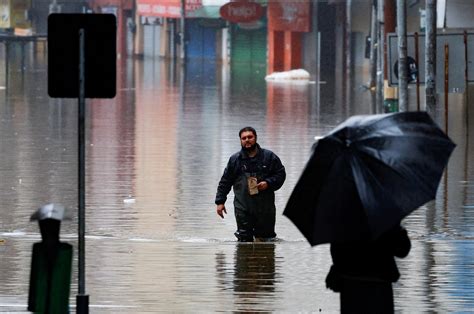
445;0;474;29
31;0;89;34
302;1;318;80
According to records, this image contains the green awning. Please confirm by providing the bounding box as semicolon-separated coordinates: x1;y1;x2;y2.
187;5;221;19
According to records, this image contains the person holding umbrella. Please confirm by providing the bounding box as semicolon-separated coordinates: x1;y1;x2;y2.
323;163;412;312
326;223;411;312
284;112;456;312
215;126;286;242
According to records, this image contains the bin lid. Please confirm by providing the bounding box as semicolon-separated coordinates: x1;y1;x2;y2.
30;203;68;221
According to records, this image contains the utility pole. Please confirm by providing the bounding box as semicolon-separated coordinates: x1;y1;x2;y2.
345;0;352;87
369;0;377;89
376;0;385;112
425;0;437;113
397;0;408;111
345;0;352;115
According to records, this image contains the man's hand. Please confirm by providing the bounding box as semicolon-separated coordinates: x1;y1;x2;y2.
257;181;268;191
216;204;227;219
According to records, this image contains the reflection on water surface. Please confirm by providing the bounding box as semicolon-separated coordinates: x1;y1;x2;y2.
0;50;473;312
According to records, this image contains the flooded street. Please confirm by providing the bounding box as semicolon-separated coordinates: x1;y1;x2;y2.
1;47;473;312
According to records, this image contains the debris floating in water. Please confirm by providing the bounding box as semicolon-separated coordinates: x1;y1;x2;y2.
265;69;310;82
123;196;136;204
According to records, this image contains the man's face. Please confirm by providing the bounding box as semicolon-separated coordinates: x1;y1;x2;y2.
240;131;257;151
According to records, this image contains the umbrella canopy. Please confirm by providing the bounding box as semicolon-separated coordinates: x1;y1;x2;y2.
283;111;456;246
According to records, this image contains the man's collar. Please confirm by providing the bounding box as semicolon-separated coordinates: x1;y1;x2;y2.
240;143;261;159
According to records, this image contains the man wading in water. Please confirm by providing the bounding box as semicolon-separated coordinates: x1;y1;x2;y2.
215;127;286;242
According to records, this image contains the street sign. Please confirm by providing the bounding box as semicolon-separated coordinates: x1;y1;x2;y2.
48;14;117;314
48;13;116;98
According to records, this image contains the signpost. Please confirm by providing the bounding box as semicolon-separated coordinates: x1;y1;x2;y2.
48;13;116;314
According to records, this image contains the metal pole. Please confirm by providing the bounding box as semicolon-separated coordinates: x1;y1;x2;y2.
152;24;156;58
444;44;449;133
397;0;408;112
77;28;89;314
345;0;352;85
345;0;352;115
464;31;469;128
415;32;421;111
369;0;377;89
376;0;385;112
425;0;437;113
5;43;9;89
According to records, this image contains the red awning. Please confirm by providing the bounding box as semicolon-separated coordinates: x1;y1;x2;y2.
137;0;202;18
89;0;133;10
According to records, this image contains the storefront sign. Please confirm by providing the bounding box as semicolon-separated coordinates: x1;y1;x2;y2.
219;1;264;23
137;0;202;18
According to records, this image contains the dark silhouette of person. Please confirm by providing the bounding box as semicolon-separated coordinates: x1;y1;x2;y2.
325;224;411;313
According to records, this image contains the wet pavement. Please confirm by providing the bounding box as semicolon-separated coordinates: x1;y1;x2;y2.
0;45;473;312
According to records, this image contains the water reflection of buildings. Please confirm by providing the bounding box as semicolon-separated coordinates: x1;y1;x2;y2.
133;58;179;233
88;61;136;224
266;81;313;148
396;92;474;311
86;58;181;301
265;81;316;214
1;40;474;310
0;49;79;306
175;60;225;237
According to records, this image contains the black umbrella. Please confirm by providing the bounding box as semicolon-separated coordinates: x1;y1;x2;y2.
283;111;456;246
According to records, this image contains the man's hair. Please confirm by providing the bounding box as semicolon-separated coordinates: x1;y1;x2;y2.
239;126;257;139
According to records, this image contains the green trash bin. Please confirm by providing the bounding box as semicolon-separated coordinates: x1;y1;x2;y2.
28;242;73;313
28;204;73;314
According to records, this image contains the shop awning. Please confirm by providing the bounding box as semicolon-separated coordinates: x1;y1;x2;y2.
137;0;203;18
137;0;235;19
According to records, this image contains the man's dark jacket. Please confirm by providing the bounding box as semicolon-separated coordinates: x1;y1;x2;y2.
215;144;286;213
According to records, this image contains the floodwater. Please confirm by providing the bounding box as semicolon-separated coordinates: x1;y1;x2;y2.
0;45;473;313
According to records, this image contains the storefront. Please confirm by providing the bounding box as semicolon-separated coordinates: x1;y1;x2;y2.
186;18;217;60
267;0;310;74
0;0;32;31
230;20;266;66
218;0;267;80
88;0;133;59
136;0;225;61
